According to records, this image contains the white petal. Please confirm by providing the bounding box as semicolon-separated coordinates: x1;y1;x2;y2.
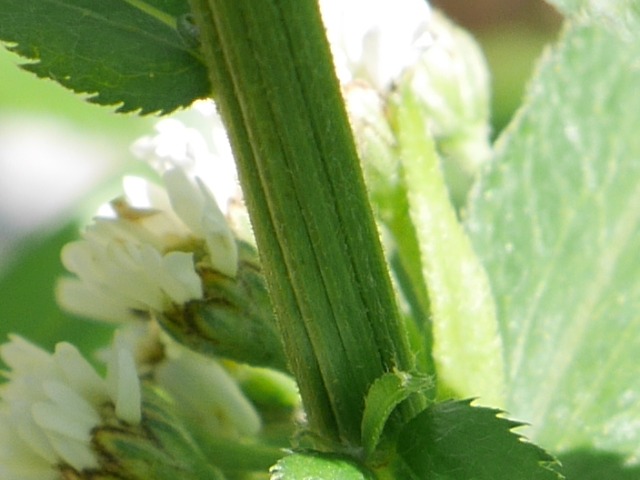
156;349;260;437
198;178;238;277
320;0;431;89
60;240;104;281
160;251;203;303
41;380;102;428
102;242;165;311
32;400;95;442
54;343;109;403
137;246;202;305
55;277;144;323
0;411;56;469
0;423;58;479
163;167;205;236
14;411;58;464
0;335;51;373
107;333;142;425
43;431;98;472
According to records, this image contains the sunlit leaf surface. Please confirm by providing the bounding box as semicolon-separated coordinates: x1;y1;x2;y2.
466;20;640;460
547;0;640;36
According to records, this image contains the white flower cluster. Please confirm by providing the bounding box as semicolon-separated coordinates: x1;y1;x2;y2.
0;333;140;479
57;104;239;325
322;1;491;207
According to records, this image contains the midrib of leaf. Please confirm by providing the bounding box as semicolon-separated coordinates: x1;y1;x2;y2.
121;0;176;29
555;312;640;451
507;195;581;380
533;183;640;436
43;0;185;51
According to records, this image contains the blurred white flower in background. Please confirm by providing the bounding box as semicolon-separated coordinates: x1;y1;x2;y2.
0;116;123;273
155;338;262;438
0;332;140;479
132;100;239;213
320;0;432;90
322;1;492;208
409;10;492;174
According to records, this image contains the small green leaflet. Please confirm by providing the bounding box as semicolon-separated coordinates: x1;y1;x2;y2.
0;0;210;114
271;452;373;480
397;400;563;479
360;370;431;457
390;87;505;408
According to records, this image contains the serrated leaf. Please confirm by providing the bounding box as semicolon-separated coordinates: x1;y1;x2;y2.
0;0;210;114
361;370;432;457
270;452;373;480
465;21;640;459
390;87;505;408
397;400;562;479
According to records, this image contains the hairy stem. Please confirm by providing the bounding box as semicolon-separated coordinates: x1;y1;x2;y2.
189;0;421;447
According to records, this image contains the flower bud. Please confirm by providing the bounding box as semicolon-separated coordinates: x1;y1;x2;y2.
90;384;224;480
159;240;288;371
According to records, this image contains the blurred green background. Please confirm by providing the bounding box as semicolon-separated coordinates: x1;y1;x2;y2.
0;0;561;354
0;47;153;354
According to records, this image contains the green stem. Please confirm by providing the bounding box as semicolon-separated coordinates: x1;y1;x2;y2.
188;0;420;447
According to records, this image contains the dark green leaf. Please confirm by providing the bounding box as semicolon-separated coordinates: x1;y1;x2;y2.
559;448;640;480
0;0;210;114
466;21;640;458
270;452;373;480
397;400;562;479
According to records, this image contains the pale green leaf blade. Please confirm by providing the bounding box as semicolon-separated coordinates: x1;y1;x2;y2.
270;453;373;480
0;0;210;114
361;370;431;456
391;88;505;408
397;400;562;479
466;21;640;459
546;0;640;35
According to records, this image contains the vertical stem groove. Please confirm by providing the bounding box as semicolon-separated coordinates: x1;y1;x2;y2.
189;0;421;447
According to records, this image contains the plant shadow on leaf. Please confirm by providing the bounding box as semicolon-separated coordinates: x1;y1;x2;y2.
558;448;640;480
